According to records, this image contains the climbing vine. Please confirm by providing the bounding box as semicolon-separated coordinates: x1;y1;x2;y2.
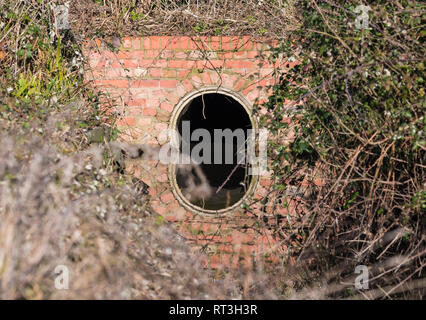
259;0;425;298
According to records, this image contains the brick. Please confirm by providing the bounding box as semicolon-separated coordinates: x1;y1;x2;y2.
151;89;166;97
210;36;221;50
241;256;253;268
151;36;162;49
174;207;187;220
132;37;141;50
160;50;175;59
210;254;220;269
182;79;194;91
148;188;157;197
140;59;167;68
94;79;128;88
175;84;186;97
166;204;180;218
129;88;148;98
169;60;192;68
258;78;273;87
231;254;240;269
220;253;231;267
105;68;121;78
221;36;232;50
253;42;266;50
144;50;160;58
313;178;323;187
134;68;148;77
209;72;220;85
230;36;243;50
247;89;260;102
156;173;168;182
242;36;252;50
111;59;139;68
179;36;190;50
156;164;168;174
143;108;157;116
247;51;259;59
164;215;177;222
117;117;136;126
131;80;159;88
100;50;118;60
160;102;174;113
154;122;168;130
200;72;211;85
194;60;207;70
260;178;272;187
189;38;198;50
190;75;203;88
223;74;238;88
177;69;191;79
116;51;131;59
150;68;162;78
122;37;132;49
170;37;180;49
232;231;253;244
234;78;247;91
146;98;160;107
219;244;233;254
155;206;167;215
225;60;254;69
160;192;174;203
223;52;233;59
207;60;224;69
187;50;203;60
130;50;144;59
201;223;212;234
142;37;151;49
162;36;171;48
126;98;146;106
165;92;180;105
198;36;209;47
201;257;209;269
242;85;255;96
137;117;152;126
269;39;279;47
174;51;187;59
162;69;177;79
234;51;248;59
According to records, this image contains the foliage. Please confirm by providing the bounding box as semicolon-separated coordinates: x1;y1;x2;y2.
70;0;296;38
259;0;425;299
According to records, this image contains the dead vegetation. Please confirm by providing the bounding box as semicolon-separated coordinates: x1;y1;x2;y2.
70;0;297;39
0;97;284;300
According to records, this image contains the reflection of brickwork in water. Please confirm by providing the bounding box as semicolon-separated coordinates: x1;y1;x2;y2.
84;36;298;269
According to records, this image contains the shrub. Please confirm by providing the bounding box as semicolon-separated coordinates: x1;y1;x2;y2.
259;0;425;299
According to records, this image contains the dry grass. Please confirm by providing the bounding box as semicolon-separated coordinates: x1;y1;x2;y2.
0;99;278;299
0;102;222;299
0;109;276;300
70;0;298;39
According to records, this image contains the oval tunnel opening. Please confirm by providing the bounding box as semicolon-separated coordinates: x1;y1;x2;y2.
176;92;253;211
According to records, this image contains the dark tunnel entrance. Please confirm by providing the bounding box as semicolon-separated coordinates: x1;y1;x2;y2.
176;93;253;211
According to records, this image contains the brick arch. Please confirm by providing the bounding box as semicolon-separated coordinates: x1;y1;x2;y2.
167;86;259;216
84;36;289;269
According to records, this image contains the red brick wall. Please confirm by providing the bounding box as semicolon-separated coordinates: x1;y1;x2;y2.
84;36;293;269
